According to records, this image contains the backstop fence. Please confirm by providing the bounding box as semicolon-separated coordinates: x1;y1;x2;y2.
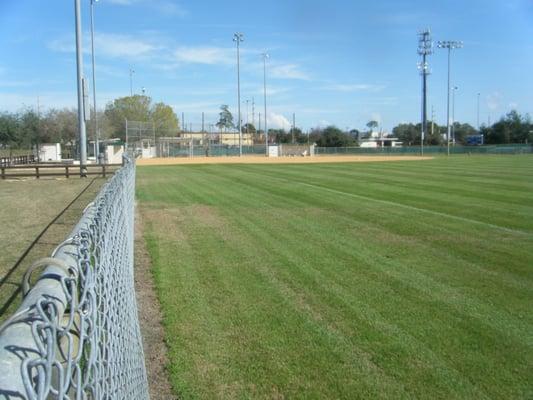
0;156;149;399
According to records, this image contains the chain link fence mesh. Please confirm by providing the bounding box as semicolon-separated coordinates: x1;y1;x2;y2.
0;156;149;399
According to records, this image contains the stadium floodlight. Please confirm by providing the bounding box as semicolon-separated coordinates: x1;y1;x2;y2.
262;52;269;155
233;32;244;156
74;0;87;176
90;0;100;162
437;40;463;156
417;29;432;155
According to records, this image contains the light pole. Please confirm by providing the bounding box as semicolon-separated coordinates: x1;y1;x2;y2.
233;32;244;156
129;68;135;96
74;0;87;176
437;40;462;156
262;52;269;155
452;86;458;144
89;0;99;162
477;92;481;131
418;29;432;156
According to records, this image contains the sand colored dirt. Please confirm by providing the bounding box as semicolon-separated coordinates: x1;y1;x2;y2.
137;155;433;166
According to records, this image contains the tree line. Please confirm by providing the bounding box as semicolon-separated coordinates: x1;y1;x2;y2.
1;95;531;152
0;95;179;153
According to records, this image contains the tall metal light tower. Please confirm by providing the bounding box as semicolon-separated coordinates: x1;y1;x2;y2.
129;68;135;96
262;52;269;155
477;92;481;131
233;32;244;156
437;40;463;156
452;86;458;144
90;0;99;162
417;29;432;156
74;0;87;176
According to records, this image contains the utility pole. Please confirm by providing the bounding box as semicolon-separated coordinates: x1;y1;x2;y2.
292;113;296;144
74;0;87;176
437;40;463;156
431;105;435;136
233;32;244;156
245;99;250;135
262;52;269;155
182;112;185;132
252;97;255;128
258;112;261;134
477;92;481;131
452;86;458;144
418;29;432;156
90;0;100;162
129;67;135;96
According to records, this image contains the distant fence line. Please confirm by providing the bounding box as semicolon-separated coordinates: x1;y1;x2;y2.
0;156;149;399
0;154;36;167
135;142;533;158
314;144;533;155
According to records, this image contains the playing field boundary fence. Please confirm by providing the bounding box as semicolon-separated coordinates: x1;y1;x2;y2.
0;156;149;399
314;143;533;155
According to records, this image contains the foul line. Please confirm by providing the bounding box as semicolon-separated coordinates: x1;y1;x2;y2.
295;181;532;237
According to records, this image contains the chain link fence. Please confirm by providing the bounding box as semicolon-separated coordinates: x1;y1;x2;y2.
0;156;149;399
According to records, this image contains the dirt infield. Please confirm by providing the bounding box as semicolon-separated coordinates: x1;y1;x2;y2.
137;155;433;166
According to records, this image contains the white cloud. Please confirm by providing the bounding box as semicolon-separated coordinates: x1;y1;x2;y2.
508;102;518;110
173;46;234;65
487;92;502;111
269;64;310;80
95;33;157;58
107;0;187;16
107;0;139;4
0;92;75;111
48;33;158;60
323;83;386;92
267;112;291;130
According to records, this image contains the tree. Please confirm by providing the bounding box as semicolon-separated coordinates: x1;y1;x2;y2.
485;110;532;144
151;102;179;136
215;105;234;132
289;127;307;144
451;122;476;144
241;123;256;134
315;126;355;147
0;112;21;148
392;123;419;145
104;95;152;140
366;120;378;131
19;109;40;148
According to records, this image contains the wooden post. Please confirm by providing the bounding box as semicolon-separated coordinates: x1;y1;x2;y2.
65;166;70;178
36;166;40;179
102;164;106;178
1;167;4;180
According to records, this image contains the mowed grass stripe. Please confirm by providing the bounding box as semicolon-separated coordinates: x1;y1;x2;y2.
136;156;533;399
237;160;533;233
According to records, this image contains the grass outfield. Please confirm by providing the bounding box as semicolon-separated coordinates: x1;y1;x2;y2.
136;155;533;399
0;178;104;322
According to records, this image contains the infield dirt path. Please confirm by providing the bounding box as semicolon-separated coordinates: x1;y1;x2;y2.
137;155;433;166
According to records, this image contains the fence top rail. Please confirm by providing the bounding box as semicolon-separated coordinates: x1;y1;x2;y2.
0;163;123;170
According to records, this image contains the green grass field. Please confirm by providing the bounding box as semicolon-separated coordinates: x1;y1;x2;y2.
136;155;533;399
0;178;104;322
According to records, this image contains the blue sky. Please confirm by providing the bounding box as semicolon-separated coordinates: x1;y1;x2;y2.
0;0;532;131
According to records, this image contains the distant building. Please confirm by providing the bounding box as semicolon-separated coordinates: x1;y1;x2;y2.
178;131;254;146
359;130;402;148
